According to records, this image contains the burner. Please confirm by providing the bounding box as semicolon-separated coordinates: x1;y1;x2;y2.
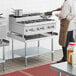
17;19;55;24
34;19;54;22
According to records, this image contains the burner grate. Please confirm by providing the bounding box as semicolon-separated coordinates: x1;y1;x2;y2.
17;19;55;24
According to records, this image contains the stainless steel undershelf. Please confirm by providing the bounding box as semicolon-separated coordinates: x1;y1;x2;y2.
14;47;53;58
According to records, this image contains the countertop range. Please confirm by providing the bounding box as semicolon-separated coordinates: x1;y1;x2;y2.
9;13;56;36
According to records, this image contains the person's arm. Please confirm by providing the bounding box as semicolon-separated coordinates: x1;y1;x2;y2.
40;7;62;18
44;8;62;15
55;8;62;11
58;1;71;19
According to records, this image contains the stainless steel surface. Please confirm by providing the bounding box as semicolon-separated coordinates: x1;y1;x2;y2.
8;12;57;66
0;39;9;47
12;39;14;60
11;35;53;66
7;32;58;42
8;32;57;66
9;13;56;36
3;46;5;71
0;39;9;71
0;25;6;39
24;42;27;66
12;47;52;58
0;17;7;39
12;9;23;16
0;59;5;63
51;38;54;61
50;62;76;76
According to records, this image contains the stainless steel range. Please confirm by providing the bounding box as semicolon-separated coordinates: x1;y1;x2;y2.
8;13;57;66
9;13;56;36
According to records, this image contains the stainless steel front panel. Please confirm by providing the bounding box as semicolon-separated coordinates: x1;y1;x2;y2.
9;14;56;36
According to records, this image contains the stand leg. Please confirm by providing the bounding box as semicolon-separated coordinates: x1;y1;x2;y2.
3;46;5;71
51;38;54;61
3;63;5;71
38;40;39;56
24;42;27;66
12;39;14;60
58;72;61;76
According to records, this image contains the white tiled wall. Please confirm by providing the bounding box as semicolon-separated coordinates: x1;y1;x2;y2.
0;0;64;59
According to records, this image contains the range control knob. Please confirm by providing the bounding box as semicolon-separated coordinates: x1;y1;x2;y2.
40;27;44;30
26;30;28;32
47;26;51;29
37;28;40;30
29;28;35;31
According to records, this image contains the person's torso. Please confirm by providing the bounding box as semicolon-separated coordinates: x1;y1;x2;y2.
61;0;76;31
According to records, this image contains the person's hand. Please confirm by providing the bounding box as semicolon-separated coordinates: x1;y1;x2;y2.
55;13;62;20
40;13;51;19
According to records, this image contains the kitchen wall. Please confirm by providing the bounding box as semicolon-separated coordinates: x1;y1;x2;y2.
0;0;64;59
